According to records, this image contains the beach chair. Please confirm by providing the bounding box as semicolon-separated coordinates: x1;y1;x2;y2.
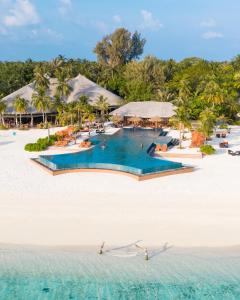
161;144;168;152
228;150;240;156
219;141;228;148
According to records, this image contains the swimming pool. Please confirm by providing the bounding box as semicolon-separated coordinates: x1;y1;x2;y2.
36;128;188;178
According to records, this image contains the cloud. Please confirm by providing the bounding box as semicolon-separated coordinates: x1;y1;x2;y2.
200;18;216;28
113;15;122;23
28;27;63;42
3;0;40;27
202;31;223;39
58;0;72;16
91;20;108;33
140;10;163;31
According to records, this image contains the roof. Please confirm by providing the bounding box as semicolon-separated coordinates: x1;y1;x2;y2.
110;101;175;119
3;74;122;114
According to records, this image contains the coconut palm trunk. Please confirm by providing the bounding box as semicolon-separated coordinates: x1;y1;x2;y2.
30;114;33;127
0;114;5;126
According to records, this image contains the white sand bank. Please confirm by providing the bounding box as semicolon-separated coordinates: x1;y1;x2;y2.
0;127;240;248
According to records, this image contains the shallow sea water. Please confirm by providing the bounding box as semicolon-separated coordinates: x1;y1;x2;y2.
0;245;240;299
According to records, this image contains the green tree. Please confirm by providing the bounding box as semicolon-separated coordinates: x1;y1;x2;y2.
49;55;65;76
199;108;216;140
171;81;192;148
75;95;91;126
32;87;51;124
13;96;29;127
201;81;225;109
95;95;109;122
34;64;50;90
172;105;191;148
123;56;165;101
0;95;7;126
94;28;146;70
55;67;72;100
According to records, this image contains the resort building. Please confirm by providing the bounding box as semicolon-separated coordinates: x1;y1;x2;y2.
110;101;175;126
2;74;122;125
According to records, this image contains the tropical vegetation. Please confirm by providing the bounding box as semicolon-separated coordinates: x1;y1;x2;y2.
25;135;58;152
0;27;239;134
200;144;216;155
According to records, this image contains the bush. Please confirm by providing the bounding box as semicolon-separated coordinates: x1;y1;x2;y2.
25;134;57;152
219;124;228;129
200;144;216;155
25;143;46;152
232;120;240;126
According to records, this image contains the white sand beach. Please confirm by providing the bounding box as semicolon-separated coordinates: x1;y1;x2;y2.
0;127;240;248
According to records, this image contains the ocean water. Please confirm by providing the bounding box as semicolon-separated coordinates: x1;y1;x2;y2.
38;128;182;175
0;245;240;299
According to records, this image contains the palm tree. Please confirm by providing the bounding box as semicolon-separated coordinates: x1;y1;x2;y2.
34;64;50;90
87;113;96;125
75;95;90;126
233;72;240;90
49;56;65;76
157;89;174;102
52;95;65;125
66;102;77;125
111;114;123;126
55;67;72;100
172;104;191;148
95;95;109;123
32;87;51;124
0;96;6;126
13;96;29;127
198;108;216;141
201;81;225;108
178;79;192;100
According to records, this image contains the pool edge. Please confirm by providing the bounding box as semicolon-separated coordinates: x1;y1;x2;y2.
30;158;194;181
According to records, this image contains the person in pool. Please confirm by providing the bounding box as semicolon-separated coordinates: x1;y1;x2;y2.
101;143;106;149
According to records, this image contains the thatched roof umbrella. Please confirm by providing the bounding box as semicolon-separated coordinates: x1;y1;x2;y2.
111;114;123;125
149;116;162;128
128;116;142;126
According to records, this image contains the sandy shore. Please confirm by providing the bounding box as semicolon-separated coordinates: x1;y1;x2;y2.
0;127;240;247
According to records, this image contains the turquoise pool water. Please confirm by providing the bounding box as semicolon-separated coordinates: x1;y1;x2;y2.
0;246;240;299
37;128;182;176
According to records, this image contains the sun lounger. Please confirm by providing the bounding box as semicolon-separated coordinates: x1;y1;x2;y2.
55;140;69;147
219;141;228;148
159;131;168;137
228;150;240;156
80;141;92;148
96;129;105;134
161;144;168;152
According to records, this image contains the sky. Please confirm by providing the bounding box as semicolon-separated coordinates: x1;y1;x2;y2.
0;0;240;62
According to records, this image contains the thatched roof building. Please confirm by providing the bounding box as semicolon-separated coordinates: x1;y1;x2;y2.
110;101;175;119
3;74;122;114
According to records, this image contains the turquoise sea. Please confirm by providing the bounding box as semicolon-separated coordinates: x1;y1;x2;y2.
0;245;240;299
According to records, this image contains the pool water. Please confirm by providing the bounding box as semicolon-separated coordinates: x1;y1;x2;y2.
0;246;240;300
38;128;182;175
